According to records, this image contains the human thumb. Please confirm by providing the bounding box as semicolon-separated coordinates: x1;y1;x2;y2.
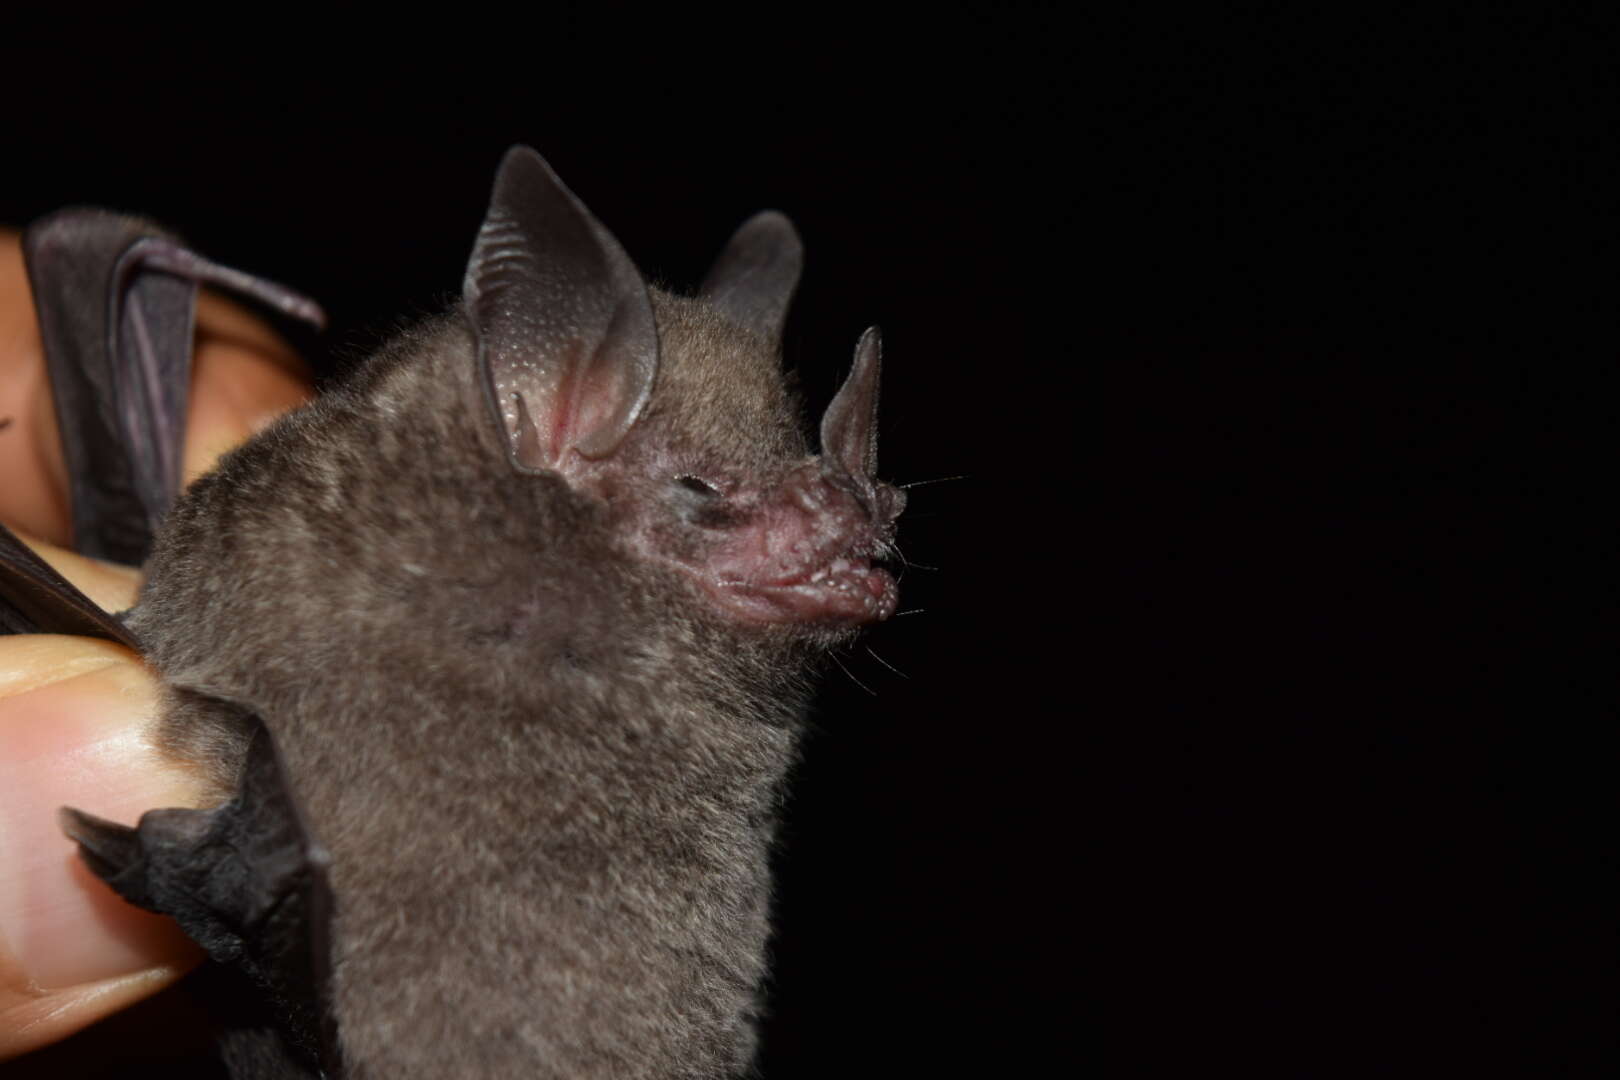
0;634;208;1060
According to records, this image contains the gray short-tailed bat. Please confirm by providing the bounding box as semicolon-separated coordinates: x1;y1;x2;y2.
0;146;902;1077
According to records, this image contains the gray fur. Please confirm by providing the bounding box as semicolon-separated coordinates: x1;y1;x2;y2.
124;156;900;1078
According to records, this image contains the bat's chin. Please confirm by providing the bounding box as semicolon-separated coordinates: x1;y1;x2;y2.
701;559;898;627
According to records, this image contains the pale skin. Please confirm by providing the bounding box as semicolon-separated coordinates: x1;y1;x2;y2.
0;227;314;1059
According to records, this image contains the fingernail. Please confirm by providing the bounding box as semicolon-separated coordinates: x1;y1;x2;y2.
0;661;202;989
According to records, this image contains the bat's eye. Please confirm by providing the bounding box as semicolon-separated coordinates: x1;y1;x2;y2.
675;475;721;497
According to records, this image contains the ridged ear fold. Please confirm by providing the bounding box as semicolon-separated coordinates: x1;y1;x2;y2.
698;210;803;343
464;146;659;470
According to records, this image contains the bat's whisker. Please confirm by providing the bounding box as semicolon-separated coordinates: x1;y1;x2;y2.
829;651;877;696
865;646;909;678
898;474;969;490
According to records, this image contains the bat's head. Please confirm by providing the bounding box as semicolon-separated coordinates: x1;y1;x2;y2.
463;147;902;637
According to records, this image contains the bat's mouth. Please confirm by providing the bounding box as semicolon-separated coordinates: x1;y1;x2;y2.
675;463;903;629
714;552;898;627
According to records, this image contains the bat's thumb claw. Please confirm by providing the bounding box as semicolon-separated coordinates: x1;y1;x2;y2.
58;806;141;884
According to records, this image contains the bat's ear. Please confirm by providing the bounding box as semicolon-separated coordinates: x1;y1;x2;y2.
820;326;883;482
464;146;660;471
699;210;803;344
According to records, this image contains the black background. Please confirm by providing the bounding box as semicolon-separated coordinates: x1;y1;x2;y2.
4;12;1595;1077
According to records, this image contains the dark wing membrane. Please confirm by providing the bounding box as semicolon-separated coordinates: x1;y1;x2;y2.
61;717;338;1078
0;523;140;646
22;209;323;567
18;209;333;1075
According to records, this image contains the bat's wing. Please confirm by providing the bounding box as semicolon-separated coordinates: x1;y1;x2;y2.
2;210;322;640
7;212;335;1073
21;209;323;566
62;717;339;1078
0;527;141;645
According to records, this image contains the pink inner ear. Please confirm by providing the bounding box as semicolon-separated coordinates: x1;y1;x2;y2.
560;310;657;463
562;350;634;461
507;338;650;471
544;346;587;466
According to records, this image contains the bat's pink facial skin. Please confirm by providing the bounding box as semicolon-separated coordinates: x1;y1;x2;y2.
679;462;903;628
587;320;900;633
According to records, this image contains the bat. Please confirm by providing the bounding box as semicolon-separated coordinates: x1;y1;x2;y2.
0;146;903;1077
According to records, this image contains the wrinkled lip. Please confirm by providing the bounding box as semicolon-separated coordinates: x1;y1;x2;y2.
707;557;898;626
